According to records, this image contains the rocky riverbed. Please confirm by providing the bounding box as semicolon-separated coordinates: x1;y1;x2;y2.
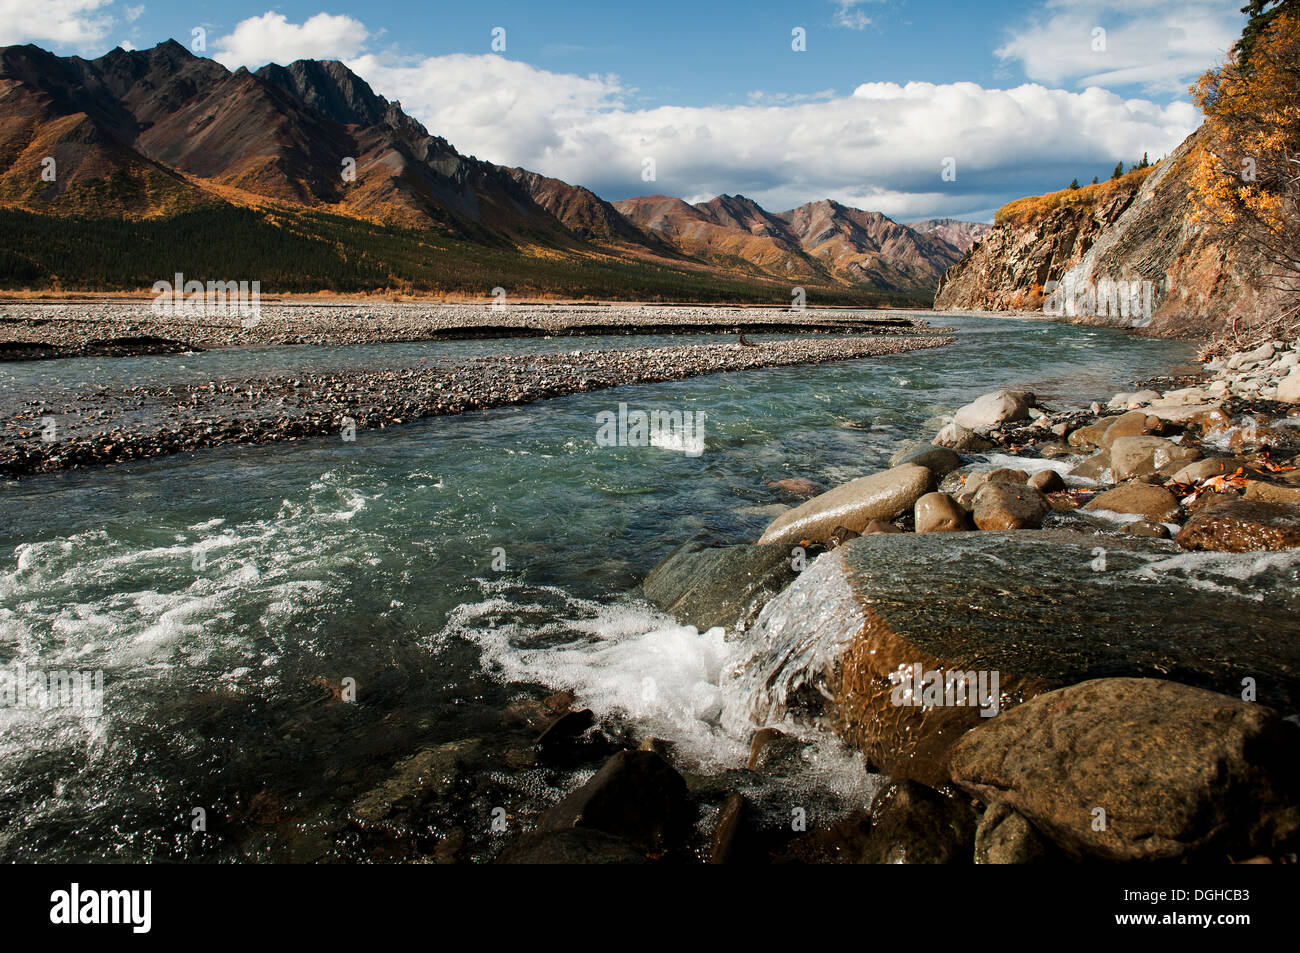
0;334;951;477
488;333;1300;864
0;301;930;360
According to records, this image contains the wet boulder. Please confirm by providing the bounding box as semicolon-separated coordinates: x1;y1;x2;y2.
757;464;935;547
732;531;1300;787
858;780;977;864
642;535;798;631
889;442;963;477
1084;483;1180;522
1110;435;1200;481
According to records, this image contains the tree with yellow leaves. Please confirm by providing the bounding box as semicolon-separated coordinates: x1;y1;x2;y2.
1190;4;1300;332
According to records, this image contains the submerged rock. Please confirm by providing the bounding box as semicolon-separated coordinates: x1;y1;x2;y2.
860;780;977;864
756;464;935;547
531;750;692;855
951;678;1300;862
642;536;797;631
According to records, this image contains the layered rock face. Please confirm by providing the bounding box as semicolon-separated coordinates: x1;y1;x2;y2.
934;128;1283;338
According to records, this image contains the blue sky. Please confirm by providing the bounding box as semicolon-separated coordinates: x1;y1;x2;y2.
2;1;1248;220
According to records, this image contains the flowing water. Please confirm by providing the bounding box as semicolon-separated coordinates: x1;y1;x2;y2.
0;315;1197;861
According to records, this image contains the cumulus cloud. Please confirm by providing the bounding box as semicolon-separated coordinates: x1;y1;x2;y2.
995;0;1243;94
214;11;369;69
0;0;114;49
347;52;1200;220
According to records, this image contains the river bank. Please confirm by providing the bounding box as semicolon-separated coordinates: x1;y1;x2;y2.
492;333;1300;863
0;315;1215;863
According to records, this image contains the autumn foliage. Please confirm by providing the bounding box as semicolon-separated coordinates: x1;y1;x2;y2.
995;167;1157;228
1190;9;1300;321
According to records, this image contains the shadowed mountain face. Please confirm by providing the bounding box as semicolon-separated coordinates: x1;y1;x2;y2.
0;39;974;298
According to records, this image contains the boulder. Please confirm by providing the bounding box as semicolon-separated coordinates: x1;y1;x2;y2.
950;678;1300;861
1067;422;1110;451
953;390;1034;430
1100;410;1165;449
533;750;692;854
914;492;969;533
734;531;1300;786
1176;499;1300;552
889;442;963;477
1109;435;1200;481
757;464;936;547
863;519;902;534
1084;484;1180;521
933;422;994;452
642;536;797;631
972;483;1051;530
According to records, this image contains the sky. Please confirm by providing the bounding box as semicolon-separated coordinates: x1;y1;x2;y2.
0;0;1248;221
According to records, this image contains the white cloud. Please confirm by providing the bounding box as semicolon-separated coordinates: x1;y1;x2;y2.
832;1;880;31
0;0;113;49
214;12;369;69
995;0;1244;94
348;52;1200;220
124;4;144;23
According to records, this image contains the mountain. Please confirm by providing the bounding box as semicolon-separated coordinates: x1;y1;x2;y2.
933;129;1279;337
778;200;964;291
614;193;959;292
908;218;993;253
0;40;936;303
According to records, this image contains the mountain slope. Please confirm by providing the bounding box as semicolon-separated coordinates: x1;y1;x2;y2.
0;40;938;303
933;131;1280;337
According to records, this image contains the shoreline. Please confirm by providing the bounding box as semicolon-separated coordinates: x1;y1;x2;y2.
0;334;952;478
0;302;938;362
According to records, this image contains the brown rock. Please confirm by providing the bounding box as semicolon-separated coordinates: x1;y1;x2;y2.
1068;450;1113;483
767;477;825;497
1027;469;1065;493
1244;481;1300;506
1100;410;1165;449
707;793;748;864
1176;499;1300;552
972;483;1051;530
1067;422;1110;451
1110;435;1200;481
914;491;969;533
757;464;936;546
1084;483;1180;521
950;678;1300;861
1124;520;1172;538
974;802;1057;864
863;519;902;534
